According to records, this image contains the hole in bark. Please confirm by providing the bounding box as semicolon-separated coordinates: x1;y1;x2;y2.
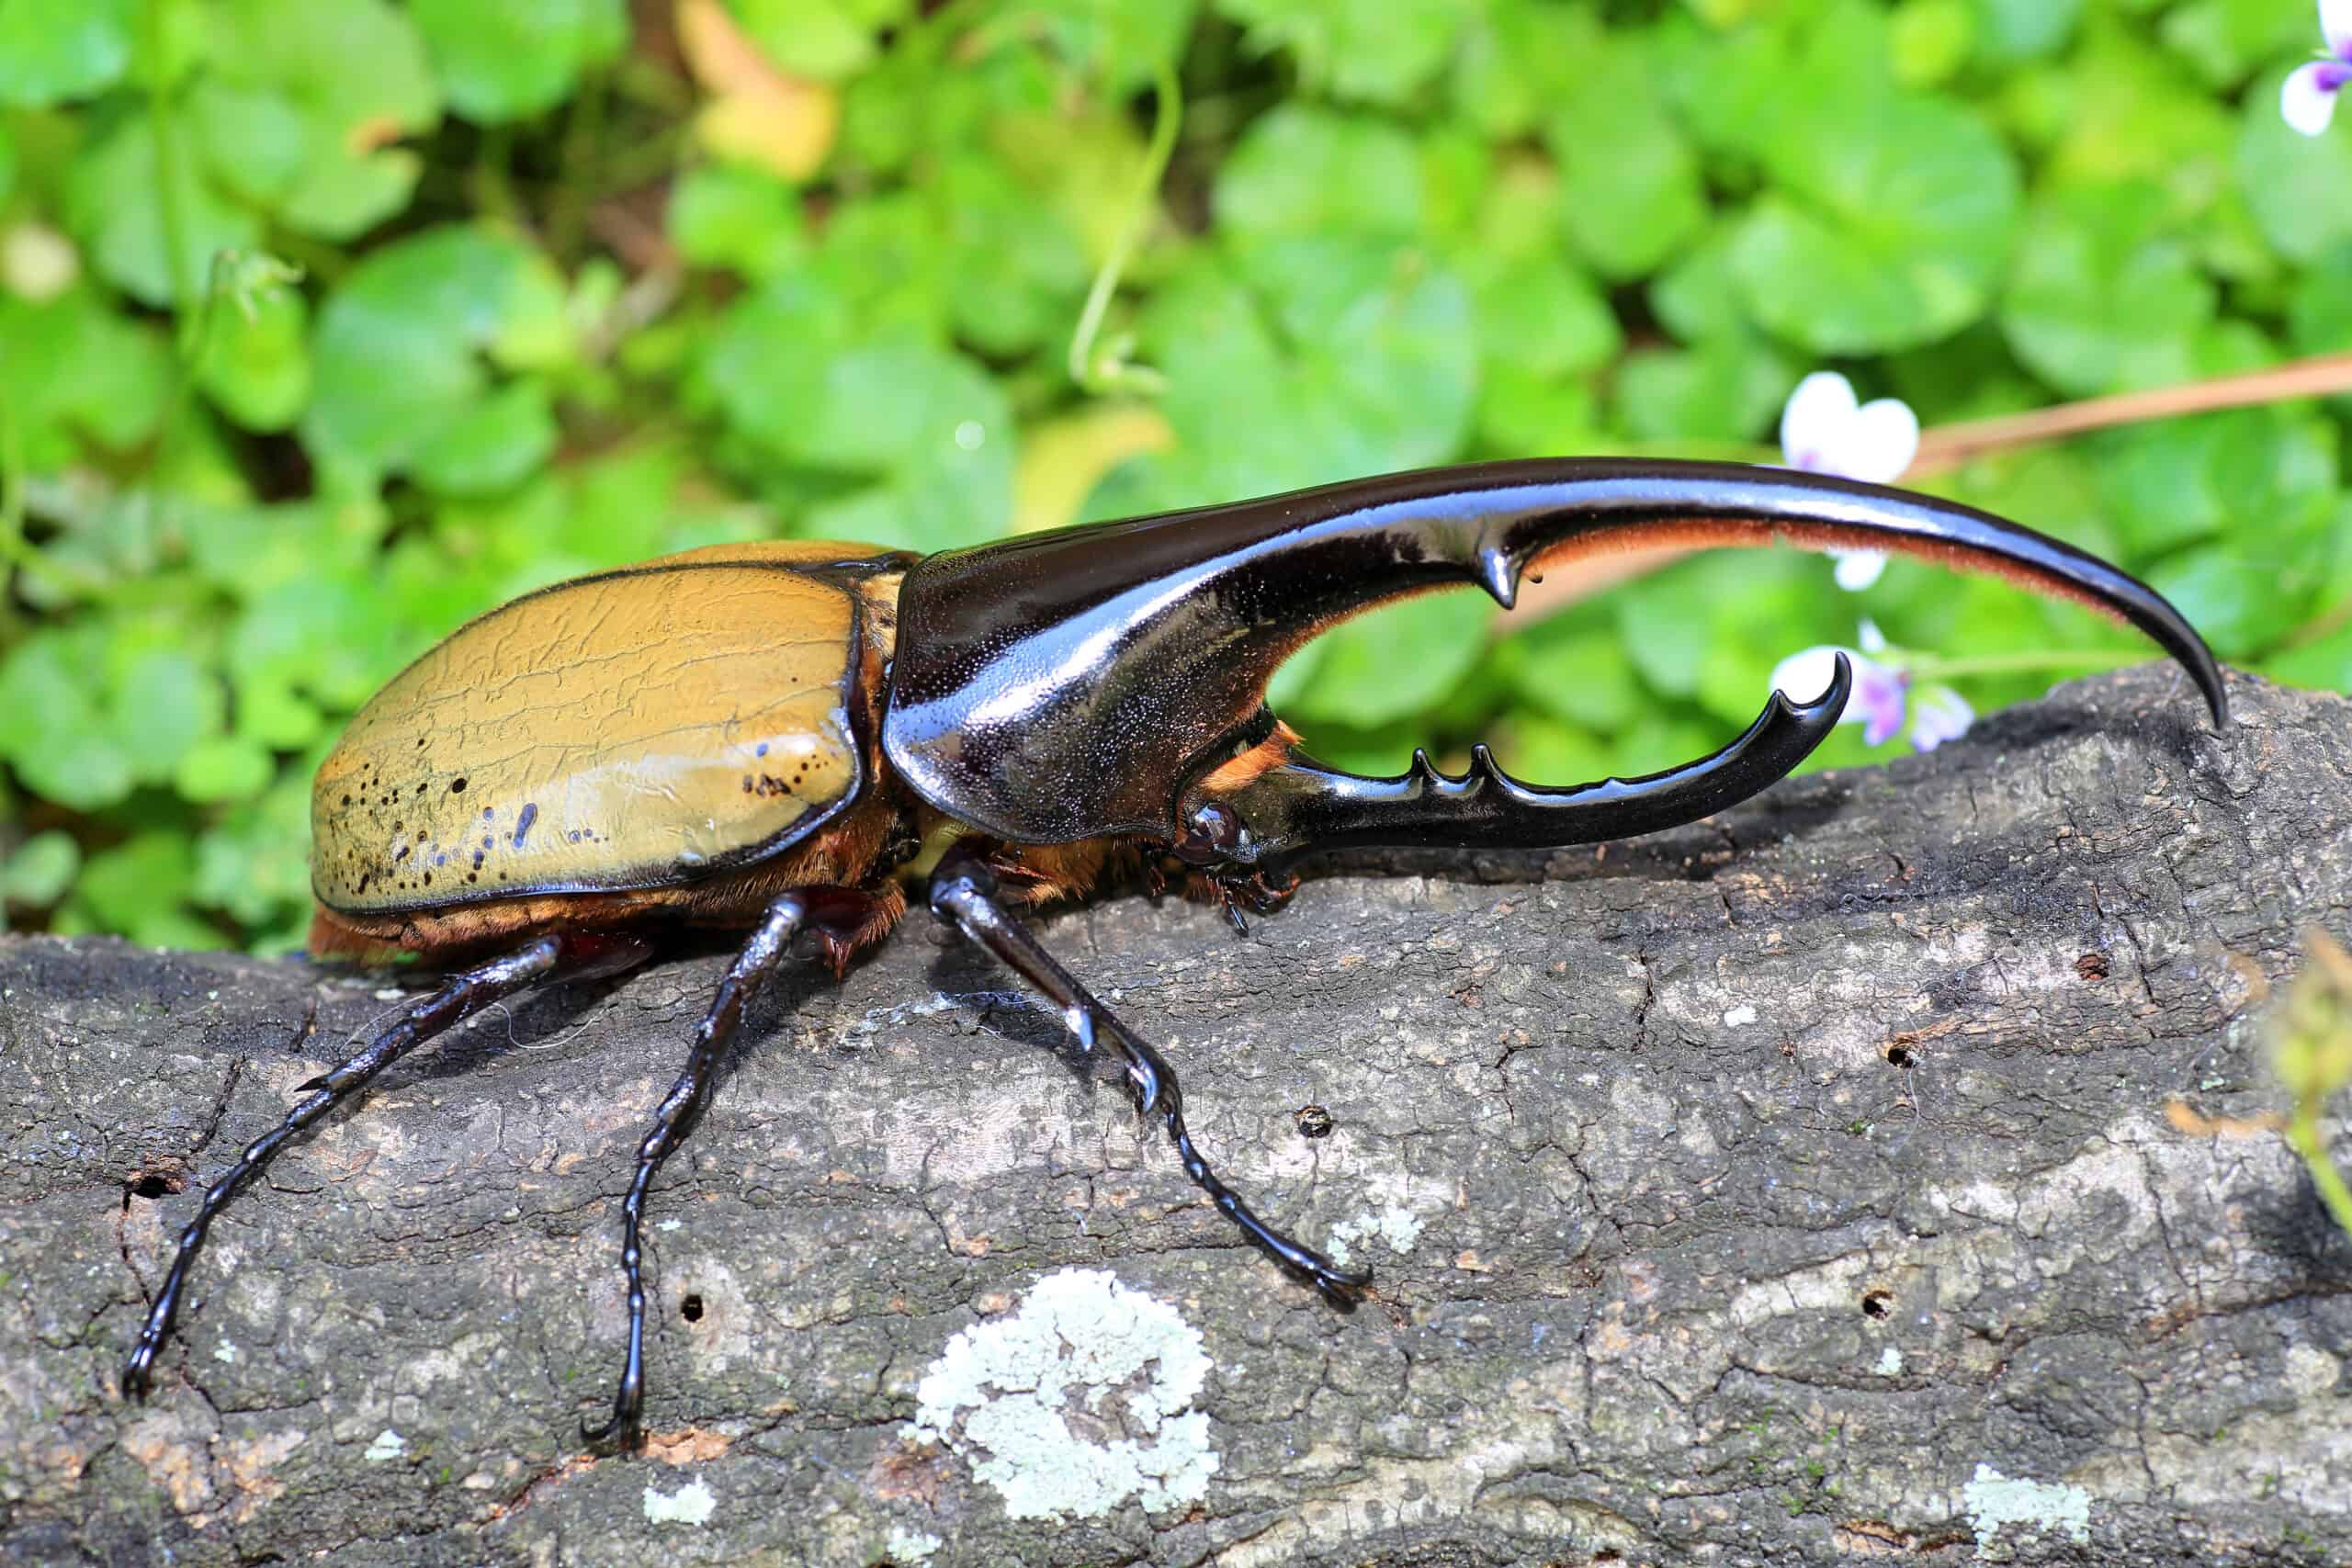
1884;1044;1914;1068
1294;1104;1334;1139
2075;952;2110;981
681;1293;705;1323
125;1170;176;1213
1861;1290;1894;1319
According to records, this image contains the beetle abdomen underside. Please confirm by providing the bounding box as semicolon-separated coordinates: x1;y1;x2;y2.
313;546;898;916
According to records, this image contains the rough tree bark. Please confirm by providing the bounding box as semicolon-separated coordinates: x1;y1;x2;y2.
2;665;2349;1567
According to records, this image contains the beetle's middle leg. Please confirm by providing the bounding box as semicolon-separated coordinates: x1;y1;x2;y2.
583;890;810;1451
927;850;1368;1299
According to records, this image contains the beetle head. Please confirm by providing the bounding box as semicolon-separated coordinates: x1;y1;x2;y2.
880;459;2225;871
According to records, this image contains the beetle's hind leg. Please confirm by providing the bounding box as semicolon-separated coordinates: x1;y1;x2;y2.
121;931;651;1401
927;851;1367;1299
582;891;809;1452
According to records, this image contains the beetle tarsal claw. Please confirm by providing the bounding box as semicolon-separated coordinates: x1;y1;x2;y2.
1204;652;1854;873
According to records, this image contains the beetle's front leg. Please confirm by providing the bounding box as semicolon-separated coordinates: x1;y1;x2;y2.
582;891;808;1452
927;850;1367;1299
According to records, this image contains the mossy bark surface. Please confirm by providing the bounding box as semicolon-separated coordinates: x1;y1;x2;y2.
3;666;2348;1566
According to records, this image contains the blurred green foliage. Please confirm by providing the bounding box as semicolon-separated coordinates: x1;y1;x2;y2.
0;0;2347;951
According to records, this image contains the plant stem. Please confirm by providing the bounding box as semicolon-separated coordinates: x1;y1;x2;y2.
1068;59;1181;396
1907;353;2352;477
1905;648;2140;681
2287;1106;2352;1242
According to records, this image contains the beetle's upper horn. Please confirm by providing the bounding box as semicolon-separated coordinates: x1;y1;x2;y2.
880;458;2229;850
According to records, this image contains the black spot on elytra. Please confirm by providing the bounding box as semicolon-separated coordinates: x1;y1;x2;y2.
569;830;581;843
472;850;485;870
416;783;427;795
341;794;351;806
450;778;468;794
481;807;493;820
514;803;537;846
755;742;770;758
392;845;411;863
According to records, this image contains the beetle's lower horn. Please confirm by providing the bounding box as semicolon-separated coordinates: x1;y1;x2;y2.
1192;655;1853;874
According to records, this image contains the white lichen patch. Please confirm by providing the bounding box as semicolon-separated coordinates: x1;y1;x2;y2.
905;1267;1218;1520
1961;1463;2090;1554
1721;1004;1758;1027
643;1475;718;1526
362;1428;406;1463
211;1337;239;1364
1876;1347;1904;1377
884;1524;943;1562
1326;1203;1424;1266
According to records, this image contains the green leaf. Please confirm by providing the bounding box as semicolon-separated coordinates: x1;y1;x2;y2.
1476;364;1600;457
2158;0;2310;89
2290;243;2352;362
70;832;201;948
2239;63;2352;265
2092;407;2339;562
187;77;311;206
408;379;558;496
1999;182;2213;396
2148;542;2320;661
1891;0;1975;87
733;0;910;83
175;736;275;803
411;0;625;122
1450;0;1596;141
108;647;223;784
1543;33;1707;280
2;831;81;908
1215;0;1464;106
1614;333;1796;444
1216;106;1424;242
1493;619;1643;731
204;0;441;239
1966;0;2080;64
1732;91;2020;354
670;163;809;279
2041;18;2233;191
1122;248;1477;512
933;153;1091;357
0;0;133;107
0;288;173;468
1012;0;1196;88
1468;251;1621;378
304;226;571;486
64;118;261;308
1283;590;1494;728
198;282;311;431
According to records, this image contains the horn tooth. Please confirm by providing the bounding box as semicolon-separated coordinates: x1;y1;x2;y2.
1474;545;1519;610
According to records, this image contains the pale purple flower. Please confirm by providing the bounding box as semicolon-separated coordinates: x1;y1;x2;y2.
1780;371;1919;592
2284;0;2352;136
1770;621;1975;753
1907;684;1975;752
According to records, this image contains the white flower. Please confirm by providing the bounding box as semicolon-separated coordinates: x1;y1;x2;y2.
1780;371;1920;592
2284;1;2352;136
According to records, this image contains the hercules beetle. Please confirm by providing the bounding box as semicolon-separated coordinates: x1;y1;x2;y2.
121;457;2226;1447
